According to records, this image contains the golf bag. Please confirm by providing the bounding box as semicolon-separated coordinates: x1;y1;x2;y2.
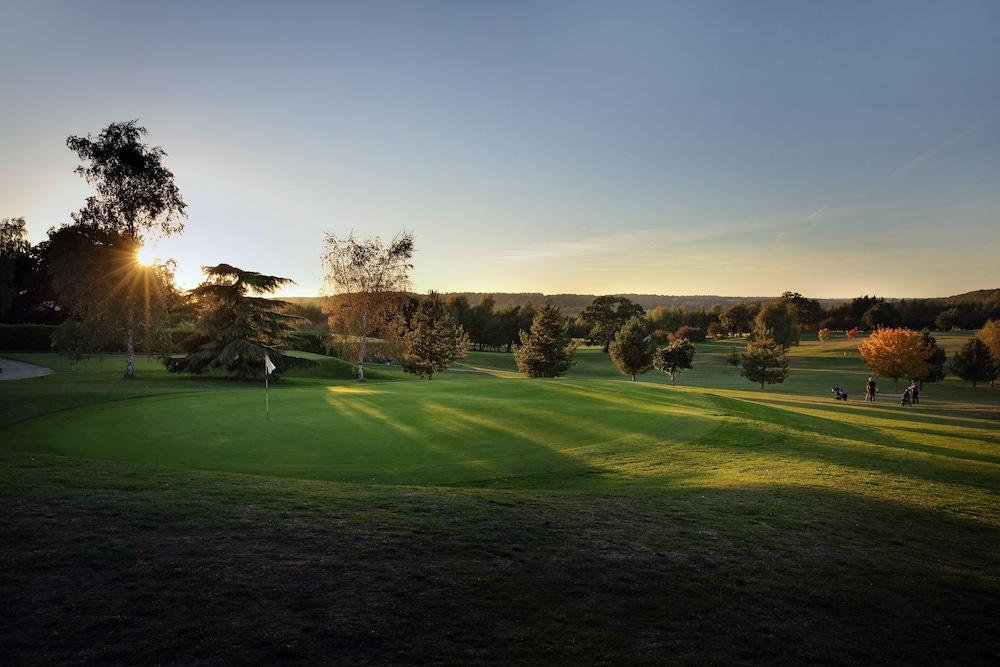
832;387;848;401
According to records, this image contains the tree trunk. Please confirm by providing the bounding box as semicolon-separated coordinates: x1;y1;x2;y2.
631;374;636;381
671;375;676;386
124;315;135;379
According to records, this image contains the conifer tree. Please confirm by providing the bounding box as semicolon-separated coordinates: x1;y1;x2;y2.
402;291;470;379
513;301;577;377
167;264;300;379
741;329;790;390
951;338;999;388
609;316;653;381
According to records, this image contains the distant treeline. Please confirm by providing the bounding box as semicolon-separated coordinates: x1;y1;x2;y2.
301;290;1000;354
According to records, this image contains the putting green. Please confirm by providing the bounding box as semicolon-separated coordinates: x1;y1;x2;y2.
2;377;722;489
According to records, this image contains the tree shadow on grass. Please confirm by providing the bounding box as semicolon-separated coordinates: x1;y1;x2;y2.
0;455;997;665
708;394;1000;490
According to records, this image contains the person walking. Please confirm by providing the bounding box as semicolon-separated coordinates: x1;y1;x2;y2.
865;377;877;402
910;380;920;405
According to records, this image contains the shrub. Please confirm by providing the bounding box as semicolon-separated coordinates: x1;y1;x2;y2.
673;325;706;343
0;324;56;351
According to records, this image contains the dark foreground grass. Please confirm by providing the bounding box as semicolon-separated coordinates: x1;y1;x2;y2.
2;450;998;665
1;338;998;664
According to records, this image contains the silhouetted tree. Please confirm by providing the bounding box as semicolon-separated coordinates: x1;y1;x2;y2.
951;338;998;388
720;302;754;337
64;120;187;377
48;225;179;363
167;264;300;379
862;301;902;330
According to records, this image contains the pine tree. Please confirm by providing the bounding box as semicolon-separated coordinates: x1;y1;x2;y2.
609;316;653;380
951;338;999;388
402;291;470;379
741;329;790;390
653;337;696;385
167;264;301;379
513;301;577;377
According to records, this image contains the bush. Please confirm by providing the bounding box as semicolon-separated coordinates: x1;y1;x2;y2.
289;330;328;355
673;325;706;343
0;324;56;351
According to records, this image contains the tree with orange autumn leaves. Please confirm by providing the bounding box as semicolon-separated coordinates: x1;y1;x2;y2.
857;327;929;387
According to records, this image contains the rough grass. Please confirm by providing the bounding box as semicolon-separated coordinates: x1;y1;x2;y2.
1;334;998;664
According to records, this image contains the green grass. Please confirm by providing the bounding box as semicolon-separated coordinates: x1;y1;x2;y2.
1;335;998;663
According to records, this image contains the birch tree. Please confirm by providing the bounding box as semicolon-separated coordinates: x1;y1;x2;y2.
65;120;187;377
322;231;414;380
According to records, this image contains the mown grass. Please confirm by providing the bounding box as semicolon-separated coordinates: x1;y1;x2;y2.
1;335;998;664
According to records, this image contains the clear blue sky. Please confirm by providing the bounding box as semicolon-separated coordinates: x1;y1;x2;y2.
2;1;998;297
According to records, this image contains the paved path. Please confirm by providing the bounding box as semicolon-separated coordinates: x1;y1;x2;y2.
0;357;55;381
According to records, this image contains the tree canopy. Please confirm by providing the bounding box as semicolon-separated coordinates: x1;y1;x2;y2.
857;327;929;386
652;337;696;386
609;316;653;381
741;330;790;390
513;301;577;377
581;295;645;352
167;264;300;379
753;301;799;349
323;230;413;379
951;338;998;388
402;291;470;379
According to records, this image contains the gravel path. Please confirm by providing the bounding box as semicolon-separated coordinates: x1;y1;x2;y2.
0;357;56;381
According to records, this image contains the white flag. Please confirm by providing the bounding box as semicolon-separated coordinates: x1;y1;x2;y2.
264;354;276;375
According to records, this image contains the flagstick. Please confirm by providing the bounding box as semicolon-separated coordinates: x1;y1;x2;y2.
265;374;270;419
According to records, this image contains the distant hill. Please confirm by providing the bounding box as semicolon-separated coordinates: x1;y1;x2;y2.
285;289;999;317
945;289;1000;305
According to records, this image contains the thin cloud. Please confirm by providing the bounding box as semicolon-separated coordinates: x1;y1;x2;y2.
889;121;989;177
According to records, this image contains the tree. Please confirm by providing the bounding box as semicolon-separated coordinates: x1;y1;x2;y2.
977;320;1000;368
48;225;179;362
167;264;300;379
652;337;696;386
707;321;726;340
862;301;902;330
609;316;653;381
741;330;790;390
673;325;706;343
581;295;644;351
857;327;929;388
513;301;577;377
753;301;799;349
322;231;414;380
0;217;30;318
918;329;947;385
720;303;754;337
951;338;999;388
402;291;470;379
781;291;823;331
817;328;831;343
66;121;187;377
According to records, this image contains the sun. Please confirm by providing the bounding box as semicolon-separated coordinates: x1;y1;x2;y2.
136;246;154;266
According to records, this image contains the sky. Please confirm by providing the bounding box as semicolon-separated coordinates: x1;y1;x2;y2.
1;0;998;298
